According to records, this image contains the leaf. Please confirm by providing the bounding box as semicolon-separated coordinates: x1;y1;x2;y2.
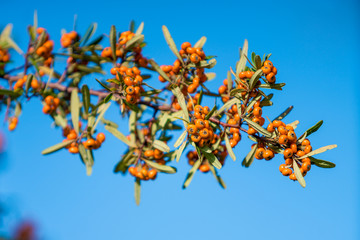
273;106;293;121
182;159;201;189
188;59;217;69
299;144;337;159
25;74;34;95
109;25;117;60
254;55;262;69
227;71;232;93
194;36;207;48
80;23;97;46
242;144;257;167
148;59;171;82
70;89;80;134
309;156;336;168
205;72;216;81
125;34;144;50
224;134;236;161
176;141;187;162
205;105;217;120
162;25;184;65
293;159;306;188
95;79;111;91
92;102;111;132
105;125;136;147
209;165;226;189
174;130;187;148
104;93;113;103
288;120;299;130
41;140;75;155
244;117;272;137
171;87;189;124
143;160;177;173
135;178;141;206
53;114;67;128
301;120;323;138
81;85;90;115
0;89;20;97
32;10;38;40
259;83;286;90
153;140;170;153
215;98;240;116
236;39;248;76
203;152;222;169
249;69;263;90
135;22;144;35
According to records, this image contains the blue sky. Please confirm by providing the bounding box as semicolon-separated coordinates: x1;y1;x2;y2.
1;0;359;239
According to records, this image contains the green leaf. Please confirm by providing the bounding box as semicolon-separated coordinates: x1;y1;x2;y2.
92;102;111;132
227;71;232;93
301;120;323;138
95;79;111;91
224;134;236;161
14;102;22;117
309;156;336;168
80;23;97;46
194;36;207;48
70;89;80;134
249;69;263;90
25;74;34;95
298;144;337;159
205;72;216;81
162;25;184;65
188;59;217;69
242;144;257;167
104;93;113;103
32;10;38;40
209;165;226;189
0;89;21;97
114;152;136;173
182;158;202;189
293;159;306;188
174;130;187;148
259;83;286;90
153;140;170;153
171;87;189;124
203;152;222;169
105;125;136;147
236;39;248;76
273;106;293;121
125;34;144;50
135;22;144;35
41;140;75;155
244;117;272;137
135;178;141;206
148;59;171;82
254;55;262;69
109;25;117;60
205;105;217;120
143;160;177;173
176;141;187;162
81;85;90;115
215;98;240;116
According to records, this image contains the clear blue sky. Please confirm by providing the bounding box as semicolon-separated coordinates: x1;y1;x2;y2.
1;0;359;239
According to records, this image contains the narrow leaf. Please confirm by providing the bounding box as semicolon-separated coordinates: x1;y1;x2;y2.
70;89;80;134
293;159;306;188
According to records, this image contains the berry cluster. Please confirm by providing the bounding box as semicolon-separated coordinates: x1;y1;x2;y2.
60;31;79;48
13;75;40;90
247;101;265;135
42;95;60;114
110;66;143;104
261;60;277;83
128;164;158;181
218;79;233;103
143;148;165;163
159;60;182;83
187;105;218;148
63;125;106;154
32;28;54;67
254;144;275;160
266;119;313;180
8;117;18;131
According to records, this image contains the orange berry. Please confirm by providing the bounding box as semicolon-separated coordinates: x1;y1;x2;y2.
96;133;106;143
255;148;265;160
287;131;297;142
85;139;96;149
144;150;154;158
267;123;275;132
272;120;283;128
187;84;197;94
199;164;210;173
279;164;286;173
301;139;311;146
261;66;272;74
181;42;191;50
289;173;297;181
282;168;292;176
301;162;311;172
187;124;198;134
304;145;312;154
264;60;273;68
278;135;289;145
190;53;200;63
154;149;164;159
69;146;79;154
248;127;257;135
283;148;293;158
148;169;157;180
191;134;201;143
296;150;305;157
253;107;262;117
290;143;297;153
264;150;274;160
44;95;54;105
